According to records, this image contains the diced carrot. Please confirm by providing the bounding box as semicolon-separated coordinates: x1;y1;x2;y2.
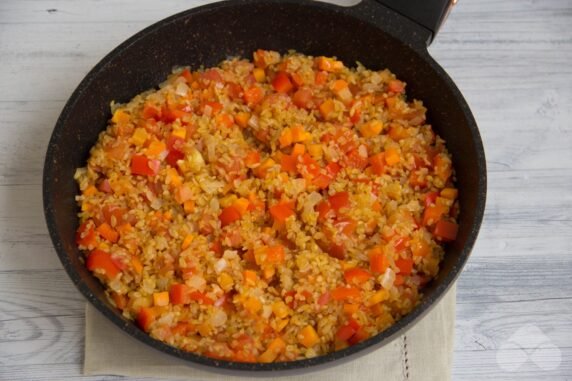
422;204;447;226
388;124;409;141
142;103;161;120
279;127;293;148
344;267;373;285
343;303;359;315
137;306;157;332
244;297;262;314
153;291;170;307
434;220;459;241
253;158;275;178
96;223;119;243
235;112;250;128
258;337;286;363
317;56;344;72
131;256;143;274
170;283;190;305
384;147;401;166
266;245;286;264
86;249;120;279
298;325;320;348
331;286;360;301
368;290;389;306
243;269;257;286
269;201;295;223
111;109;130;125
395;258;414;275
440;187;458;200
116;223;132;237
319;99;335;120
146;140;167;157
272;71;293;93
181;234;194;250
359;120;384;138
183;200;195;214
215;113;234;128
253;68;266;82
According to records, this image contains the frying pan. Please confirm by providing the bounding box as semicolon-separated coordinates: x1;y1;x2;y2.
43;0;486;374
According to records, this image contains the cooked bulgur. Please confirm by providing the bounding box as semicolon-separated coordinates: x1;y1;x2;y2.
75;50;459;362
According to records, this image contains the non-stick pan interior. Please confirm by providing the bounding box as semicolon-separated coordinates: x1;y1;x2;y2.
44;0;485;372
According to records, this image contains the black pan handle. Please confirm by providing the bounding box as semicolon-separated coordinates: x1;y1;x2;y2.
372;0;456;44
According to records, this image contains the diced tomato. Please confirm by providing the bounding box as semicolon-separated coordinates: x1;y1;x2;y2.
131;155;159;176
180;68;193;83
280;153;298;174
266;245;286;263
96;222;119;243
211;241;223;256
86;249;120;279
434;220;459;241
395;258;414;275
137;307;157;332
269;201;295;223
219;206;242;227
317;292;330;306
292;88;313;109
344;268;372;284
112;292;127;310
433;153;452;182
227;82;243;100
102;205;127;226
348;328;368;345
161;107;187;123
329;191;349;211
336;319;361;341
335;217;357;236
76;220;97;248
244;150;261;167
272;71;293;93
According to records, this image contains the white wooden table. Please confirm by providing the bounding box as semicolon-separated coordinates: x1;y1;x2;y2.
1;1;571;380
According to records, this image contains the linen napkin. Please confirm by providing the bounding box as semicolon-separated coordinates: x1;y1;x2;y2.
84;285;455;381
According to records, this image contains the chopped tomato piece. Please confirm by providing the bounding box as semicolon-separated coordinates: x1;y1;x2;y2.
188;291;214;305
86;249;120;279
369;152;385;175
388;79;405;93
96;223;119;243
336;319;361;341
368;246;389;274
424;191;439;207
434;220;459;241
243;86;265;105
423;204;447;226
292;88;313;108
170;283;190;305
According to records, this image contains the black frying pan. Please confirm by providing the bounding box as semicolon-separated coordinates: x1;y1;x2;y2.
43;0;486;374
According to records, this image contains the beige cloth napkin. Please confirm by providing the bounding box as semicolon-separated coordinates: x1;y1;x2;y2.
84;285;455;381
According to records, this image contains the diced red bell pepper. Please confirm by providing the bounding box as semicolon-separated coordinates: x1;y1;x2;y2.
269;201;295;223
343;267;373;285
131;155;159;176
76;220;97;248
86;249;120;279
170;283;191;305
395;258;414;275
219;206;242;227
331;286;360;301
424;191;439;208
329;191;350;211
272;72;293;93
434;220;459;241
369;153;385;175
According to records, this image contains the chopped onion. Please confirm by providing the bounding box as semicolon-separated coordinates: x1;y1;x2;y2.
381;268;395;290
175;82;189;96
210;309;227;327
214;258;227;273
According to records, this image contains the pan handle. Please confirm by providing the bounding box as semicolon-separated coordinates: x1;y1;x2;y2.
371;0;456;44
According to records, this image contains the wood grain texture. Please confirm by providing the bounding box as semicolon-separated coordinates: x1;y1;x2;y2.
0;0;571;380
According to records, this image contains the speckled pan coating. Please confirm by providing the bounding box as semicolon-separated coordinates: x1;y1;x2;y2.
43;0;486;375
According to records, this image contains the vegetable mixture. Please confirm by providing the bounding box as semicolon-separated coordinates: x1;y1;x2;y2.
75;50;459;362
